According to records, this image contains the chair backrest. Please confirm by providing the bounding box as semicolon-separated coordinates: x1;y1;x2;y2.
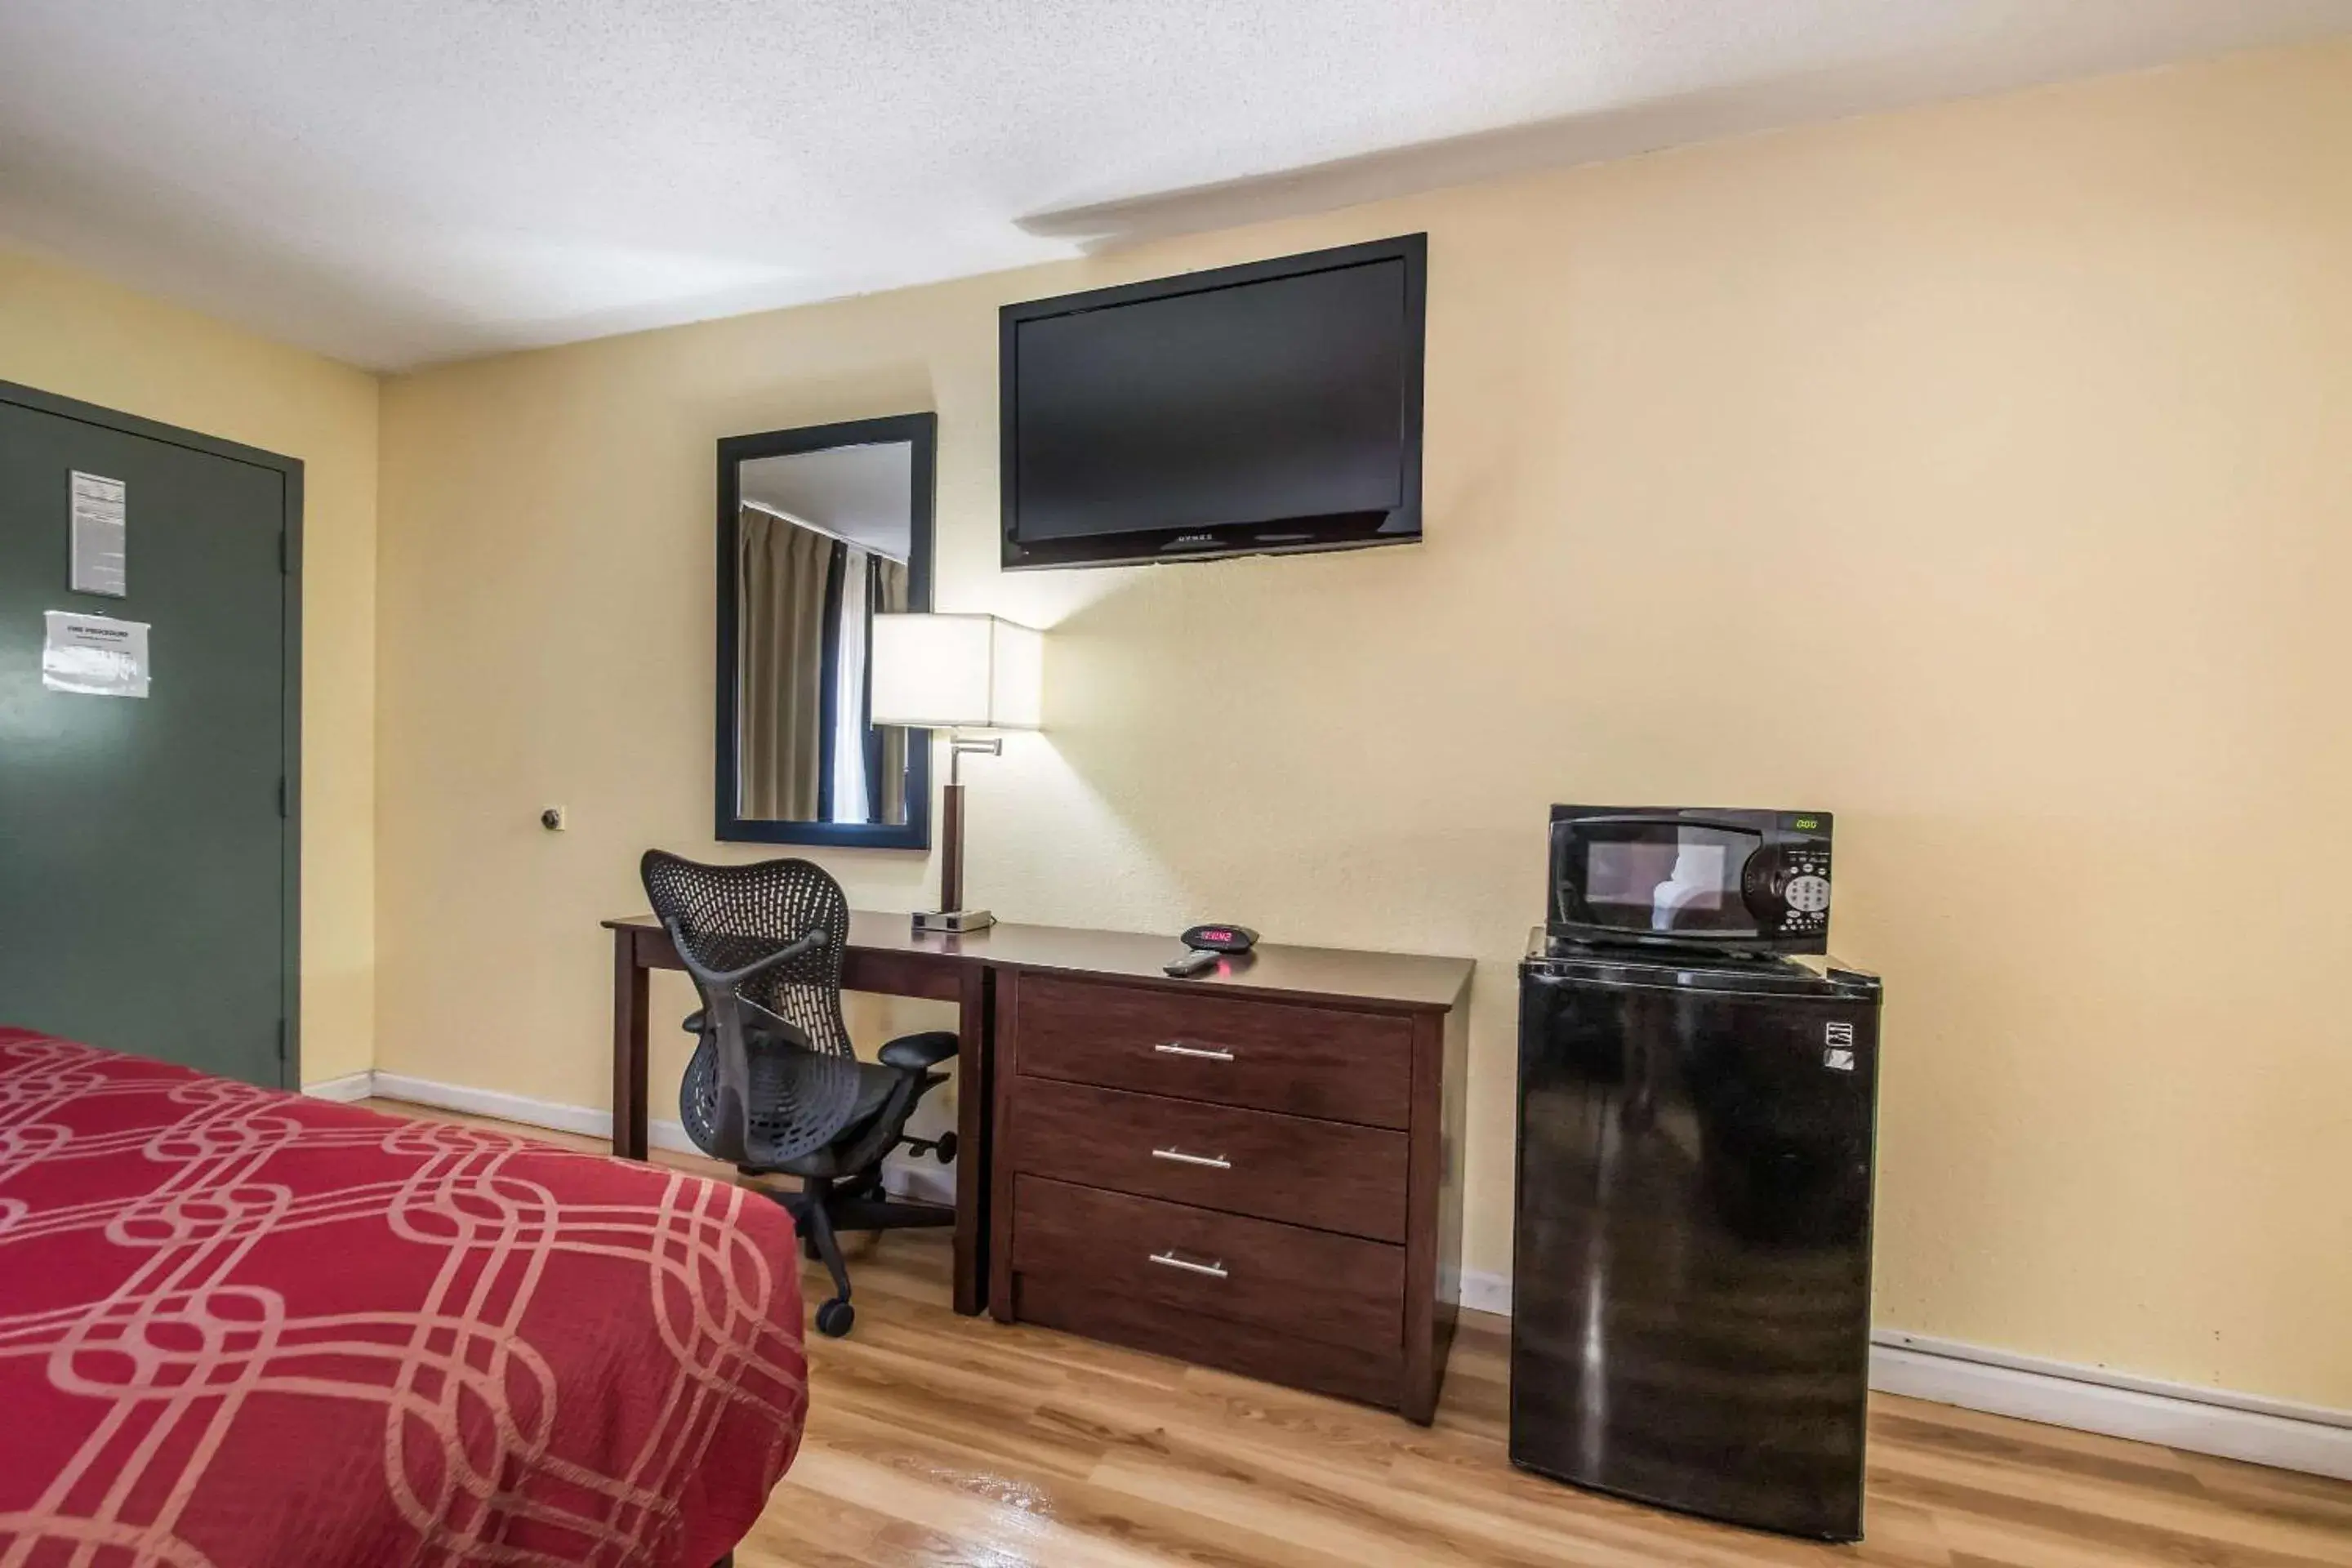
641;850;855;1058
640;850;859;1165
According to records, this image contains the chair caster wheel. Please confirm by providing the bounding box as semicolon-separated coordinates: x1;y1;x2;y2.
815;1298;854;1338
932;1132;957;1165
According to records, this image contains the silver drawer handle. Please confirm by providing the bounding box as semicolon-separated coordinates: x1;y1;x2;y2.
1153;1041;1234;1061
1151;1147;1232;1170
1149;1250;1228;1280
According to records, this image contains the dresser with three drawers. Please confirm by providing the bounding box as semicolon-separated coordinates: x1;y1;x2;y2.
987;940;1474;1422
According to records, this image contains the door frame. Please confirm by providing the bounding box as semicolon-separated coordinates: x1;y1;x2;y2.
0;378;304;1087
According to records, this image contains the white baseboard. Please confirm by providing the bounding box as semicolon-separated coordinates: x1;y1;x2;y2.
370;1071;607;1136
1459;1270;2350;1479
884;1161;956;1205
1460;1268;1512;1316
301;1070;376;1102
1870;1333;2352;1480
368;1071;702;1155
364;1072;942;1197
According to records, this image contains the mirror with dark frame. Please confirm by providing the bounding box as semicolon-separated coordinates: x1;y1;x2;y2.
715;413;933;847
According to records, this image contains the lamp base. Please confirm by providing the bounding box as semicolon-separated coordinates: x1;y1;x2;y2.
913;907;996;935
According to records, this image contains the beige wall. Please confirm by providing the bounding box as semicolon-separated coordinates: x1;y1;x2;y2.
377;43;2352;1407
0;247;379;1084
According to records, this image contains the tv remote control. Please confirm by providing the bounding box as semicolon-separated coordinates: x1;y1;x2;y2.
1162;947;1223;978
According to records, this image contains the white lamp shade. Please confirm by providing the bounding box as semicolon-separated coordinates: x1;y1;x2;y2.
871;612;1043;730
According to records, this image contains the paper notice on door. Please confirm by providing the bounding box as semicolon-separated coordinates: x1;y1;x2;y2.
69;472;128;598
42;611;149;697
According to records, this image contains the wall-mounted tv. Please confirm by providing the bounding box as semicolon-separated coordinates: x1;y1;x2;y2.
1000;234;1426;570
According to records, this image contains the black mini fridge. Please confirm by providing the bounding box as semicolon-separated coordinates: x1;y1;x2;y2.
1511;935;1882;1541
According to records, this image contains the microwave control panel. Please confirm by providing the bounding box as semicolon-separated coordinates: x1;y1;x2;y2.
1774;842;1833;936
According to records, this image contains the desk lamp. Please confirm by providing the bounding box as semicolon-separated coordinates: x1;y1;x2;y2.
870;612;1042;933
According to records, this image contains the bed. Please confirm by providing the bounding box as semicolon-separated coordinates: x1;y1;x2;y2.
0;1028;808;1567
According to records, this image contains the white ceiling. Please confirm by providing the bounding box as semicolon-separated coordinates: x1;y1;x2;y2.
2;2;2347;370
740;442;914;564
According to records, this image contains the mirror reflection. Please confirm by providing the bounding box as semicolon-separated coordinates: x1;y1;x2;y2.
718;415;933;847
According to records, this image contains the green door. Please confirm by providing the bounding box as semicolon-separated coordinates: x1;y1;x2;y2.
0;385;296;1087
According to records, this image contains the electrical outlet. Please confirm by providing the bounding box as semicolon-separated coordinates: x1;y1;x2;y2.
540;805;567;831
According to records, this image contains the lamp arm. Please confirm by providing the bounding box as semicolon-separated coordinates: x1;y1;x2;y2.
947;732;1002;787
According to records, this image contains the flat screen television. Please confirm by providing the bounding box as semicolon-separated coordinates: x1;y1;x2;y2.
1000;234;1425;569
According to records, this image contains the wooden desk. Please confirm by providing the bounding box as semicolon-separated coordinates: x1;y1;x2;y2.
607;911;1474;1410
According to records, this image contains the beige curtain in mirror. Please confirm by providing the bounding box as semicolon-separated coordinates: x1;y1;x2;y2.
737;508;833;819
868;556;910;823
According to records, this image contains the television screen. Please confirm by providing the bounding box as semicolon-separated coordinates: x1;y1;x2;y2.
1001;234;1424;568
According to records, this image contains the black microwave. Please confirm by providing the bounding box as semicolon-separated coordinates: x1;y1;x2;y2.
1547;805;1833;956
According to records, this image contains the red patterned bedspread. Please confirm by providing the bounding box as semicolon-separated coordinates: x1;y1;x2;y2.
0;1030;807;1568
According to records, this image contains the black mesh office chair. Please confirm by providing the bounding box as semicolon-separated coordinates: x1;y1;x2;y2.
641;850;959;1337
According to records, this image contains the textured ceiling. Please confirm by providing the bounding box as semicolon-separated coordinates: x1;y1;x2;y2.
2;1;2348;369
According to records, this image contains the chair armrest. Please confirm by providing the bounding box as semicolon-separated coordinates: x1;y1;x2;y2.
878;1031;960;1071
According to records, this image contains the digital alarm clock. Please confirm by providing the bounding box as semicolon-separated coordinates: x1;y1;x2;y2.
1164;922;1258;977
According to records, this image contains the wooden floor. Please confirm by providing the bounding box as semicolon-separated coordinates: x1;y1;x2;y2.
363;1100;2352;1567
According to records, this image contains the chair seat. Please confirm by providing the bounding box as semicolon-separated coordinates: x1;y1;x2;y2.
879;1031;959;1071
677;1020;921;1175
767;1062;900;1174
843;1060;899;1129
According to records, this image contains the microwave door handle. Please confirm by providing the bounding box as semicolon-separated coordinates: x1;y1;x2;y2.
1741;842;1788;923
1571;814;1769;837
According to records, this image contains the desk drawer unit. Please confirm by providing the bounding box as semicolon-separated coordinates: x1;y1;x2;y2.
1006;1077;1409;1241
1013;974;1413;1128
1012;1176;1403;1348
991;964;1469;1422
